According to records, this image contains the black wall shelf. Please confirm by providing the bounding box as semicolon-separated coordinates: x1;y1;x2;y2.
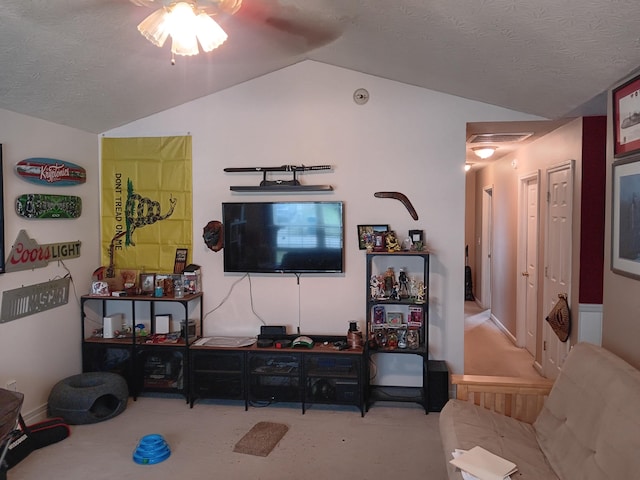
229;185;333;192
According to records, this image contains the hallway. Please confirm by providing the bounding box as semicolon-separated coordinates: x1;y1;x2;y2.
464;301;543;379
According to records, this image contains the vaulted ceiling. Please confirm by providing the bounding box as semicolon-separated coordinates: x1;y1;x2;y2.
2;0;639;135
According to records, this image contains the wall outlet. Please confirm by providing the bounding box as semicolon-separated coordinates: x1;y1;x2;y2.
5;380;17;391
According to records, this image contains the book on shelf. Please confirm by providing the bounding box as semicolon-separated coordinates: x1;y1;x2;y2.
450;446;517;480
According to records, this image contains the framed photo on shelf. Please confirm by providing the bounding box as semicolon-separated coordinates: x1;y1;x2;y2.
357;224;389;250
611;155;640;280
408;229;423;244
139;273;156;295
613;74;640;157
386;311;403;326
174;248;188;273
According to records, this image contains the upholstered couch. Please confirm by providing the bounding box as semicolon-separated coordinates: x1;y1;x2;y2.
439;342;640;479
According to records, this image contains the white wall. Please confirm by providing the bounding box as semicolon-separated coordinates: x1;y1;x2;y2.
106;61;539;381
0;108;99;416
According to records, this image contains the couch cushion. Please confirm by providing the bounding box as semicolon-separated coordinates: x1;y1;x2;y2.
534;343;640;480
440;399;558;479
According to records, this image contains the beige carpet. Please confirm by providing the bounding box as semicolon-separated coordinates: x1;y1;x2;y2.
464;302;543;379
9;397;448;480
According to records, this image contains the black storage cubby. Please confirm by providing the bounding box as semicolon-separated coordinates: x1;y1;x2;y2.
190;350;245;407
136;347;185;392
82;344;134;394
248;352;302;404
304;353;363;415
80;293;203;402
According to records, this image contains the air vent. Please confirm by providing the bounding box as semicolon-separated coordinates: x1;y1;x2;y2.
467;132;533;144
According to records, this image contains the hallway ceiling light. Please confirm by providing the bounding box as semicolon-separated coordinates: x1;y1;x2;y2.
137;1;239;64
464;163;472;172
472;146;497;159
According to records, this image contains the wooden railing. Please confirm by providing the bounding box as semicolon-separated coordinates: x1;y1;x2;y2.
452;374;555;424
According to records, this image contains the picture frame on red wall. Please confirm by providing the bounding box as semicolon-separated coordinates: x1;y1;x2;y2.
613;74;640;157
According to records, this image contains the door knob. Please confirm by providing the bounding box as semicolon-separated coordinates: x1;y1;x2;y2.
521;271;529;277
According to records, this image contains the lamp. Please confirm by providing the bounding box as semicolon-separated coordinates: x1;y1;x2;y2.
472;146;497;159
138;1;229;63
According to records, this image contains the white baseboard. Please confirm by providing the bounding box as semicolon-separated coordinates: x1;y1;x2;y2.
577;303;603;346
23;403;48;424
490;313;517;345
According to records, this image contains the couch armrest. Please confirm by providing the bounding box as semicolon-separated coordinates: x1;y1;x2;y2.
451;374;554;424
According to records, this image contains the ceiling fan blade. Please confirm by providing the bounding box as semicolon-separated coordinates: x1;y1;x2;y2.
233;0;345;51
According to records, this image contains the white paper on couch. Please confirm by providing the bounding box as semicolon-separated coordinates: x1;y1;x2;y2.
450;446;517;480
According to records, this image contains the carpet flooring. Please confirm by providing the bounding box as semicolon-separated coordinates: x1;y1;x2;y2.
464;301;543;379
7;303;541;480
8;397;448;480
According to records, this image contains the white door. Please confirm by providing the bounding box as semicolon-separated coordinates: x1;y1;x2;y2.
542;161;573;379
517;172;539;356
481;187;493;309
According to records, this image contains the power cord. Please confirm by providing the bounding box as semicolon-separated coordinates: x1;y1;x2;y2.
203;273;266;325
58;260;80;307
295;273;301;335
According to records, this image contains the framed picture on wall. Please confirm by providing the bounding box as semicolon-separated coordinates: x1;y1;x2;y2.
611;154;640;280
613;74;640;157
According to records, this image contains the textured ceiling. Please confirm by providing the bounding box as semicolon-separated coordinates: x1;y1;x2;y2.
1;0;640;134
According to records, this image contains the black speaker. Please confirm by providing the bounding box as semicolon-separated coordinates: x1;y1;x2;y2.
427;360;449;412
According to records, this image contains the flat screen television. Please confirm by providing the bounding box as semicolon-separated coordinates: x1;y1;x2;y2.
222;201;344;273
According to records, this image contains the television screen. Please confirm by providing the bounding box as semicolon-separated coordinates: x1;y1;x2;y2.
222;201;344;273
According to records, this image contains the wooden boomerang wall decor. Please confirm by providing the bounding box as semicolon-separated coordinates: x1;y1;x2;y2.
374;192;419;220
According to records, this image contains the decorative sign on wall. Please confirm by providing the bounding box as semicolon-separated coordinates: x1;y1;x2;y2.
4;230;81;273
15;158;87;186
1;277;71;323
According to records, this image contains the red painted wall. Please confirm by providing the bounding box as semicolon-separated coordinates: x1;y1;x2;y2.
579;116;607;304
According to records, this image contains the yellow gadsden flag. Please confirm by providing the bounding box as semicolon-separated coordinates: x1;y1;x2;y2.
101;136;192;276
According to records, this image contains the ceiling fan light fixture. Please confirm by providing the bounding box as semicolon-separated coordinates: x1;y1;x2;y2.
472;146;497;159
137;1;229;60
137;7;171;48
195;12;228;52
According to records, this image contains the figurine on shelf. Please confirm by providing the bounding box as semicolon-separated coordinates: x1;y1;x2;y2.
416;281;426;303
383;267;396;297
397;328;408;349
135;323;148;337
385;231;401;252
409;277;418;300
370;274;381;299
407;328;419;349
398;269;409;299
387;330;398;349
391;283;399;301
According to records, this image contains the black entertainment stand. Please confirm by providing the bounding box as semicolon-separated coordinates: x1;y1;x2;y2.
80;295;366;415
190;337;365;416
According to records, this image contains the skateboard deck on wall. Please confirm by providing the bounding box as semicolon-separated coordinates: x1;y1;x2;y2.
15;158;86;186
15;194;82;219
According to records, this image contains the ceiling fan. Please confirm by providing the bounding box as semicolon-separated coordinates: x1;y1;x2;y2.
129;0;344;63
